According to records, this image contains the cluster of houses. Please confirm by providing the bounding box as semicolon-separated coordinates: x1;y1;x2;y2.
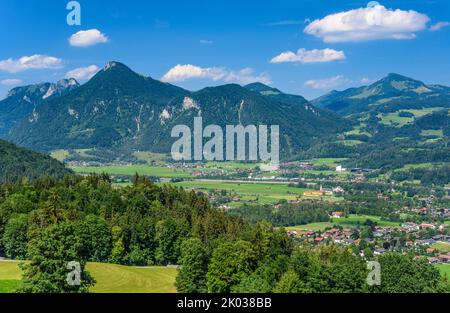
247;175;300;182
287;227;357;246
405;207;450;219
427;252;450;264
279;161;313;171
287;220;450;264
303;186;345;198
400;221;445;232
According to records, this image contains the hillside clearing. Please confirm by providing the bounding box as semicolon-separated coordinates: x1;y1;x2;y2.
0;262;177;293
286;214;401;232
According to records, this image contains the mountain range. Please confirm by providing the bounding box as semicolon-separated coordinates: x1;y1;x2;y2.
6;62;348;160
312;73;450;116
0;79;79;137
1;61;449;167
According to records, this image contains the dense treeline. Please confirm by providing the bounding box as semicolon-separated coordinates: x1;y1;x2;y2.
347;144;450;170
0;174;243;266
0;174;447;293
298;109;450;171
177;238;449;293
0;174;247;292
228;202;331;226
0;140;72;183
391;165;450;186
344;110;450;170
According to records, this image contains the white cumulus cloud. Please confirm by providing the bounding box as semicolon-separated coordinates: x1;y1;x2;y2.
305;75;351;90
0;55;63;73
270;48;345;64
161;64;271;85
0;79;23;86
69;29;109;47
430;21;450;31
65;65;99;80
304;2;430;43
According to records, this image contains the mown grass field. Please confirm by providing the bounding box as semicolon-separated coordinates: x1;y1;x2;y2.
309;158;347;167
72;165;194;178
87;263;177;293
393;162;444;174
0;262;177;293
337;140;364;147
133;151;170;165
50;149;70;162
377;107;445;128
345;125;372;137
437;264;450;279
286;222;335;232
431;242;450;253
332;215;401;227
169;180;308;204
72;161;262;179
204;161;260;169
0;261;22;293
421;129;444;138
286;214;401;232
72;161;347;204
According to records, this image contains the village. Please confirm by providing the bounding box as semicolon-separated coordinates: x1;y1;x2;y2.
287;212;450;265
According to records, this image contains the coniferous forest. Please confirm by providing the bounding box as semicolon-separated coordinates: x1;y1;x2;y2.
0;174;447;293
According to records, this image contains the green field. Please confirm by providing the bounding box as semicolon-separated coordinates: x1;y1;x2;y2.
87;263;177;293
72;165;194;178
402;162;436;170
345;125;372;137
169;180;308;204
286;222;335;232
394;162;440;174
303;158;349;177
431;242;450;253
437;264;450;279
334;215;400;227
301;170;349;178
133;152;170;165
1;260;447;293
72;161;262;179
378;107;444;127
72;162;348;204
50;149;70;162
421;129;444;138
0;261;22;293
337;140;364;147
378;112;414;127
309;158;347;167
286;214;401;232
205;161;260;169
0;262;177;293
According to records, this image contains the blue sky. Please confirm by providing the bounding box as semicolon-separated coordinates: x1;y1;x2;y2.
1;0;450;100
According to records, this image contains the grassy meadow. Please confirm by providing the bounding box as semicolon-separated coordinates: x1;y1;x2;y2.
0;261;22;293
72;165;194;178
378;107;445;127
436;264;450;279
0;261;177;293
286;214;401;232
169;180;308;204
